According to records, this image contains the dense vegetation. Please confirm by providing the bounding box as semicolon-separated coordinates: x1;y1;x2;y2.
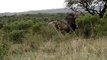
0;13;107;60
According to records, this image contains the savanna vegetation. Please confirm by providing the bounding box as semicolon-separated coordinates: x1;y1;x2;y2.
0;12;107;60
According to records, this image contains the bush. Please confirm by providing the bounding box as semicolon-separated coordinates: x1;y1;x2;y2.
3;20;33;32
32;23;42;33
9;30;25;43
39;25;57;39
103;12;107;18
96;18;107;36
32;21;47;34
0;23;3;29
3;20;34;42
0;47;6;60
76;14;100;38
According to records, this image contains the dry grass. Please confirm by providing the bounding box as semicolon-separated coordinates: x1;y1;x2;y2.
5;37;107;60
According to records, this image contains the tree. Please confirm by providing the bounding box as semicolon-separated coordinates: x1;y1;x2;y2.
65;0;107;18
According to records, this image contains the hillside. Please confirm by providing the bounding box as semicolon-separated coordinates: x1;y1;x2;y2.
0;8;73;16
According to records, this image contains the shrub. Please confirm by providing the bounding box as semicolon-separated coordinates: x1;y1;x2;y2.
9;30;25;43
3;20;34;32
17;20;33;30
76;14;100;38
32;21;47;34
0;47;6;60
39;25;57;39
0;23;3;29
32;23;42;33
96;18;107;36
103;12;107;18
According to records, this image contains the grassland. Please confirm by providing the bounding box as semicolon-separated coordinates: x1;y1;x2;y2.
0;13;107;60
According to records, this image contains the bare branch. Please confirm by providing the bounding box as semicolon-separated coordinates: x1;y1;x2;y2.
65;0;107;18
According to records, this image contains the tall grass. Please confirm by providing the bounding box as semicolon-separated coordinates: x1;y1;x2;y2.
5;37;107;60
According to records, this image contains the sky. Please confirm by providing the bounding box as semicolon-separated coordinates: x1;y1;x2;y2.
0;0;65;13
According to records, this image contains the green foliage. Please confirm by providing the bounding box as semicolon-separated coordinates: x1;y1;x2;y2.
9;30;25;43
39;25;57;39
76;12;107;38
103;12;107;18
0;23;3;29
3;20;33;33
32;21;47;34
96;18;107;36
0;47;6;60
76;14;100;38
32;24;41;33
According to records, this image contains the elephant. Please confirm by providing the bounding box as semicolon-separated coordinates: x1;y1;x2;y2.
48;12;80;34
48;20;70;33
65;13;79;31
